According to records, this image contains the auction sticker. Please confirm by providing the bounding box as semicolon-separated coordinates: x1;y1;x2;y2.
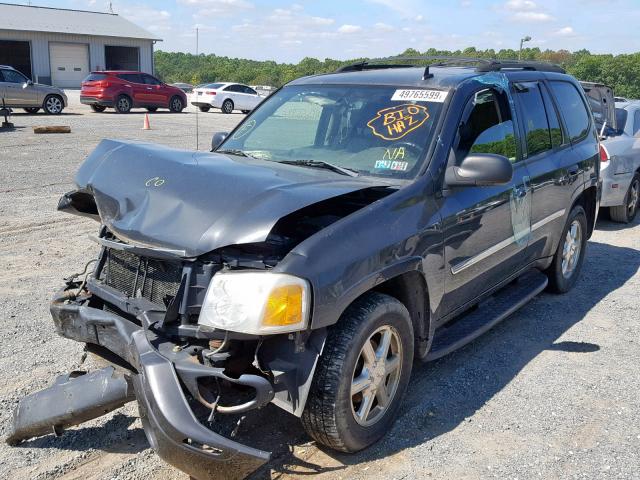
391;89;448;103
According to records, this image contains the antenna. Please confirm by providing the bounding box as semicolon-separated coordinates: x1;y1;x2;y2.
195;27;199;151
108;2;114;13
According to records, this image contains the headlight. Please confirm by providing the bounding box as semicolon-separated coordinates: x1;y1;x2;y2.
198;271;311;335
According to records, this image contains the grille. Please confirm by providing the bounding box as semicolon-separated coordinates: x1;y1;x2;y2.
102;248;182;306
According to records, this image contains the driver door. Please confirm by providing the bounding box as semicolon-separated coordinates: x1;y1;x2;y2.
1;69;38;106
438;87;532;317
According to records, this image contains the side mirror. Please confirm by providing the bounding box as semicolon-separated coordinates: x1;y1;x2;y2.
23;80;33;88
211;131;229;152
445;153;513;187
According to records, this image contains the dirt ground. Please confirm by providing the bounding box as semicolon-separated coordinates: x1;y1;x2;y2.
1;93;639;480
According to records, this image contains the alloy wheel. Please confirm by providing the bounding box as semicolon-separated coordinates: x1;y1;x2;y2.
118;97;130;112
171;97;182;111
561;219;582;279
45;96;62;114
628;179;639;217
350;325;403;427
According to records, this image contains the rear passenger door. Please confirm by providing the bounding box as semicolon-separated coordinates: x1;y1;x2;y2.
118;73;146;106
514;80;589;263
223;84;242;109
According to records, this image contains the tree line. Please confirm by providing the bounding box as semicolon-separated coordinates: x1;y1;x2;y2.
154;47;640;98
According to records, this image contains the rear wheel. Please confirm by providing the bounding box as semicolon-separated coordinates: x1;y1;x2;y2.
146;107;158;112
198;105;210;112
221;99;234;114
115;95;132;113
43;95;64;114
90;104;106;113
545;205;587;293
23;107;39;114
169;96;184;113
609;174;640;224
302;292;413;452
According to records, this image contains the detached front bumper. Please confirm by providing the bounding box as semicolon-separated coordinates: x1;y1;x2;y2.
49;294;273;480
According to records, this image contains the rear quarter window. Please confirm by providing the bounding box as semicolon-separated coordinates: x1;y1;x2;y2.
84;73;107;82
550;81;591;142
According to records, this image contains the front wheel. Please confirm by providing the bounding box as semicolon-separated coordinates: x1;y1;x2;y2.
545;205;588;293
146;107;158;112
609;173;640;224
301;292;413;452
90;104;106;112
23;107;40;114
221;99;234;114
198;105;210;112
169;96;184;113
43;95;64;114
241;109;250;114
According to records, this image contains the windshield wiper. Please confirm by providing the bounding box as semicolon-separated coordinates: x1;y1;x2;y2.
217;149;254;158
277;159;359;177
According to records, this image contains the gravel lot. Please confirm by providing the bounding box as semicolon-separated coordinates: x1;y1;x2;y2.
1;92;639;480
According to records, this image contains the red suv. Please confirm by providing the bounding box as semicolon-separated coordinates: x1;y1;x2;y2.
80;71;187;113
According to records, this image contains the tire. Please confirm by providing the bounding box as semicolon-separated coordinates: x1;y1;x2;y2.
115;95;132;113
146;107;158;112
301;292;414;453
609;173;640;224
221;99;234;114
545;205;588;293
43;95;64;114
23;107;39;114
199;106;210;112
241;109;250;114
90;104;106;113
169;96;184;113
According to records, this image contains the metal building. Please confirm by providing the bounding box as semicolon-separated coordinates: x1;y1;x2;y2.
0;3;161;88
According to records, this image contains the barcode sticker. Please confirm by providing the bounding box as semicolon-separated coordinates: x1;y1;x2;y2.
391;89;448;103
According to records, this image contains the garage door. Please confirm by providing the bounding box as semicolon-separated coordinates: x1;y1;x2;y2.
50;43;89;88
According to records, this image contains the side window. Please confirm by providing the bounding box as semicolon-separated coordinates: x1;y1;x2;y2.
550;81;591;142
0;70;4;82
143;74;161;85
540;83;564;147
224;84;240;92
244;86;258;95
456;89;518;163
2;69;28;84
514;82;552;157
634;110;640;136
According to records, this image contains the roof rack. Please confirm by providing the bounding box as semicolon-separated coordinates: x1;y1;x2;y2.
336;56;566;76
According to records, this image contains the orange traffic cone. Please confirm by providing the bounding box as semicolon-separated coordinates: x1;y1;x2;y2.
142;113;151;130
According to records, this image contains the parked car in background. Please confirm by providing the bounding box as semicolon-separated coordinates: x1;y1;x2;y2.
599;100;640;223
171;82;194;93
191;82;263;113
0;65;67;114
80;71;187;113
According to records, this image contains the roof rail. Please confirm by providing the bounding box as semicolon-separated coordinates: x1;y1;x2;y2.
336;56;566;75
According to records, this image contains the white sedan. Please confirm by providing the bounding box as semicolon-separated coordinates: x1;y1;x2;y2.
190;82;263;114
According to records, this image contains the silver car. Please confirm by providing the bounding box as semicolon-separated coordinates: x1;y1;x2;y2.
0;65;67;114
600;101;640;223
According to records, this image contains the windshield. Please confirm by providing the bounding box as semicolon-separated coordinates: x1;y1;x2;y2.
219;84;447;179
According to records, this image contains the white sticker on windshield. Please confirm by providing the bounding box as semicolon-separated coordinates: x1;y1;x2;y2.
391;89;448;103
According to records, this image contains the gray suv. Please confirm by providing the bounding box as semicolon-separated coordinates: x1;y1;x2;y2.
0;65;67;114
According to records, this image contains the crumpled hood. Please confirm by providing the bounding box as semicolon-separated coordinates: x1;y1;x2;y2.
73;139;385;257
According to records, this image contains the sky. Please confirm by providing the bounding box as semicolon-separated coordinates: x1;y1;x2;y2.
7;0;640;62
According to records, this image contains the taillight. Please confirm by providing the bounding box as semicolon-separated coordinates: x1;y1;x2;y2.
97;81;110;88
599;144;609;162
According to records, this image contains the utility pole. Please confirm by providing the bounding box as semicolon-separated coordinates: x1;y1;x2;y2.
195;27;199;151
519;36;532;60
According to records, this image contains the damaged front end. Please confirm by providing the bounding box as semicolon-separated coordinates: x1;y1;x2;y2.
8;140;394;479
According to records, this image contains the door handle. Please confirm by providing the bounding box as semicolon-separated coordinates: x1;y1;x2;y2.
146;87;152;90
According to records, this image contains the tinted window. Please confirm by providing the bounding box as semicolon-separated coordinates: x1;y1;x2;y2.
540;84;564;147
117;73;143;84
84;73;107;82
457;89;518;163
224;84;242;92
142;74;161;85
204;83;224;89
550;81;591;142
243;86;258;95
1;69;28;84
634;111;640;136
514;82;552;157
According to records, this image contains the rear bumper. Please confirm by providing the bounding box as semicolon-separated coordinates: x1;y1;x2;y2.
80;96;114;107
50;294;272;480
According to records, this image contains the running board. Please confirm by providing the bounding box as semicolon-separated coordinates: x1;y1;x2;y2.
425;270;548;361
